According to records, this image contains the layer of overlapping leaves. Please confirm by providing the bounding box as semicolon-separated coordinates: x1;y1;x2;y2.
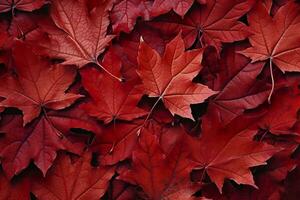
1;0;300;199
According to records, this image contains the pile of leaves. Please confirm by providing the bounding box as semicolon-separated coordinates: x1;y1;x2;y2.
1;0;300;199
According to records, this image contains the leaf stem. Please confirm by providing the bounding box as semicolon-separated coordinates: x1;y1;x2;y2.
268;58;274;104
200;167;207;183
95;60;123;82
42;108;64;138
259;130;269;142
198;30;204;47
137;96;162;136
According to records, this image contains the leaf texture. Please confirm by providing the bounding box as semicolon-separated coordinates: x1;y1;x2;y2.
38;0;114;68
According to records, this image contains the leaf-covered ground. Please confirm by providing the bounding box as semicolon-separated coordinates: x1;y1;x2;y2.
0;0;300;199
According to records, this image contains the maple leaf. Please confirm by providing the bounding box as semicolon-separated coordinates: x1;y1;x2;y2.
138;33;216;119
0;107;101;178
150;0;194;18
189;116;281;192
119;128;198;200
0;170;30;200
0;0;46;13
149;0;254;53
240;1;300;101
37;0;120;80
80;50;147;124
202;146;297;199
32;152;115;200
240;1;300;72
111;0;152;33
0;43;82;125
203;45;269;126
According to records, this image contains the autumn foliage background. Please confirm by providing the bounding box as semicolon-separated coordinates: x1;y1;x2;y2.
1;0;300;199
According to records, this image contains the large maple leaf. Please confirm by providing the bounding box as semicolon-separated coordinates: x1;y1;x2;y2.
80;50;146;124
189;115;281;192
119;128;198;200
0;108;101;178
32;152;115;200
240;1;300;101
0;0;46;13
36;0;120;80
240;147;296;200
0;43;82;125
149;0;254;53
202;146;296;199
138;33;216;119
240;1;300;72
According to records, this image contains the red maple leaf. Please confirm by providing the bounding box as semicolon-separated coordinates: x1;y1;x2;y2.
80;50;146;124
119;127;198;200
0;107;101;178
240;1;300;102
149;0;254;53
240;1;300;72
35;0;121;80
202;146;296;199
138;33;216;119
0;42;82;125
189;115;281;192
